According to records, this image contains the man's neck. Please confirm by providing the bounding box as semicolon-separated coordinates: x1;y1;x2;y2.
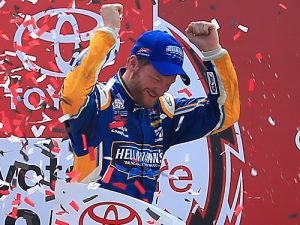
120;70;133;97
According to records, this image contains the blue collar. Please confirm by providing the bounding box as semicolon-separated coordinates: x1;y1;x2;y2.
113;68;136;110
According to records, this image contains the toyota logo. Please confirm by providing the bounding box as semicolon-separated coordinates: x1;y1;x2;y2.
79;202;142;225
14;8;120;77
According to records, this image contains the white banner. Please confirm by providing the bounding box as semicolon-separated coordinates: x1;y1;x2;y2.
53;181;185;225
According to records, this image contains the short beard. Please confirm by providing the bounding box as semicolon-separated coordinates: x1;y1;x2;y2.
132;88;157;109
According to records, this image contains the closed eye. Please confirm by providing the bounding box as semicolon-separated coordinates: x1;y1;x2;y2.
152;76;160;82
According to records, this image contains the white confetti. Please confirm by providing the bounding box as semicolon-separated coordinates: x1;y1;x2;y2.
160;172;169;178
175;115;184;132
188;188;200;196
36;74;47;83
0;195;7;202
10;75;22;80
58;114;71;123
25;55;37;62
238;24;249;32
267;116;276;126
104;156;113;161
220;148;227;155
27;147;34;155
192;204;199;214
27;185;40;195
30;32;39;39
0;0;6;9
71;0;76;8
104;59;115;67
4;93;13;98
0;179;10;187
0;122;3;129
27;0;38;4
169;174;179;180
66;154;74;161
11;67;23;73
8;135;22;143
211;18;220;30
36;139;51;145
32;174;43;183
248;196;261;200
87;182;100;190
17;12;25;19
251;168;257;176
23;15;33;23
0;76;10;89
295;129;300;150
184;153;189;162
4;51;16;57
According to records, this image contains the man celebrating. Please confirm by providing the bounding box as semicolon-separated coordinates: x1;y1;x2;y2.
60;3;239;203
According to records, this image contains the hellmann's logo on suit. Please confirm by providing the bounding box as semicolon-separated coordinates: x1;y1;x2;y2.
111;141;163;170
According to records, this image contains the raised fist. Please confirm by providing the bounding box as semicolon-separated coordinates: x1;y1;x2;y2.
100;3;123;30
185;21;220;52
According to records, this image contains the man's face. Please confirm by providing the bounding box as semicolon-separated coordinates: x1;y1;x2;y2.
130;63;176;108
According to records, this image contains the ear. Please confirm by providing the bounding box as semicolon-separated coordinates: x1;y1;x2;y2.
126;55;139;72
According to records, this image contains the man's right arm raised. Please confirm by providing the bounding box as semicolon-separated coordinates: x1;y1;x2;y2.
60;28;117;117
60;3;123;117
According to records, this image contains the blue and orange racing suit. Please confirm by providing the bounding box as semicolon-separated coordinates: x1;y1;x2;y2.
60;27;240;203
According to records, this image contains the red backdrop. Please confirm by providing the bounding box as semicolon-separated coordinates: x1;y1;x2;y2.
0;0;299;225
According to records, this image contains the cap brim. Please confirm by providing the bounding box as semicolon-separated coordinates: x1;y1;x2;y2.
151;61;190;86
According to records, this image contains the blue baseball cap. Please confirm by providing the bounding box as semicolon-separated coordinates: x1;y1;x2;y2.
131;30;190;85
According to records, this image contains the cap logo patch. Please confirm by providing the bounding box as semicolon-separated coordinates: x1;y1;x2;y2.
136;48;151;57
166;45;183;61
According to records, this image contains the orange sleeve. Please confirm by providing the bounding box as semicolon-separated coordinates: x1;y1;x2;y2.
60;29;116;117
212;52;240;134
